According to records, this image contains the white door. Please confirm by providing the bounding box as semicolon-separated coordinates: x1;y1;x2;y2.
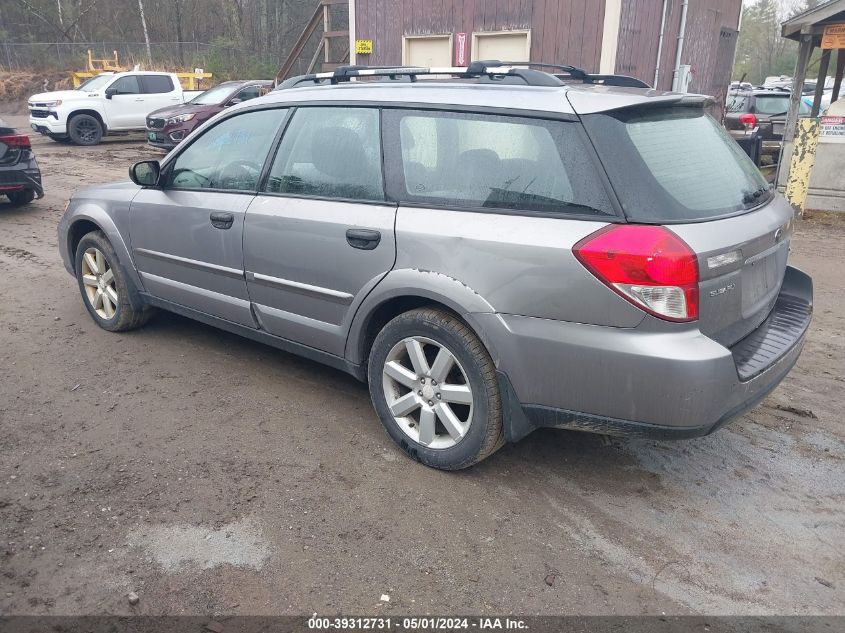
404;36;452;67
103;76;149;129
472;31;531;63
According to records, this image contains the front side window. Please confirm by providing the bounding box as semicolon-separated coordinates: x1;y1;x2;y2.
387;110;615;216
141;75;174;94
166;108;287;191
235;86;264;102
265;107;383;201
110;76;140;95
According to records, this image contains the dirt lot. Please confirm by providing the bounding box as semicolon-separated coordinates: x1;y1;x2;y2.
0;111;843;617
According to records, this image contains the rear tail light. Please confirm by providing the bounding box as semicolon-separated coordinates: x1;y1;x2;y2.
739;113;757;128
573;225;699;322
0;134;32;149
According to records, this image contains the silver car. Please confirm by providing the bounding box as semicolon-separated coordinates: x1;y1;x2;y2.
58;63;813;470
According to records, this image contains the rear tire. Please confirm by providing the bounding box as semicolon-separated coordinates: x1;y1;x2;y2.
74;231;152;331
68;114;103;146
6;189;35;205
368;307;504;470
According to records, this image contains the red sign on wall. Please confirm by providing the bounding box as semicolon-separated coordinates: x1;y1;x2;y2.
455;32;468;66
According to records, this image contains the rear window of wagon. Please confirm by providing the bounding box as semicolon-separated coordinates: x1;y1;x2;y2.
582;107;772;223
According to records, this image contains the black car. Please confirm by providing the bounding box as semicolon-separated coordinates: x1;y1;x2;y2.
0;118;43;205
724;89;811;158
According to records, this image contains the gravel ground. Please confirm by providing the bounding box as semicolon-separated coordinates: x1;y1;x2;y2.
0;112;843;617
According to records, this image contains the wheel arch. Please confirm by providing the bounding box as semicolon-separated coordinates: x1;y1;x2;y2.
64;209;145;310
67;109;107;134
345;269;500;371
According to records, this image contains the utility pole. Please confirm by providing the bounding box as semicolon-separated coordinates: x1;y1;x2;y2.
137;0;153;68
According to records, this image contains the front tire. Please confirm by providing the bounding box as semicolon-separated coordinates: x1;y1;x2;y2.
368;307;504;470
74;231;151;331
68;114;103;146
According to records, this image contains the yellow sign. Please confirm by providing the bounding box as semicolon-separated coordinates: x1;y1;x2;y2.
821;23;845;49
355;39;373;55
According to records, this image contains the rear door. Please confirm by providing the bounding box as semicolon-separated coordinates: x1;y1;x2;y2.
243;106;396;356
140;75;181;117
581;106;793;346
130;107;288;326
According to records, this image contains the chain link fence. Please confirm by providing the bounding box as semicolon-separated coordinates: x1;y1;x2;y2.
0;40;321;80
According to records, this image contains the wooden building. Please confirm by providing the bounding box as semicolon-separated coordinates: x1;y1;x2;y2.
348;0;742;99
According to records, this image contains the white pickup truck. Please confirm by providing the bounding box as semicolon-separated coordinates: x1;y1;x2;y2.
28;71;203;146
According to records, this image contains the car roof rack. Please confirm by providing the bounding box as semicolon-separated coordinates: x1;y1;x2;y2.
276;60;651;90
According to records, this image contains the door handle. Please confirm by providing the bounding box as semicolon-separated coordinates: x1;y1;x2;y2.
346;228;381;250
210;212;234;229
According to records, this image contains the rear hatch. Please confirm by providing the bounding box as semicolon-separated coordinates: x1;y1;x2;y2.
578;103;792;346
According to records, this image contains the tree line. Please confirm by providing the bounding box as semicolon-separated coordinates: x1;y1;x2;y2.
0;0;340;78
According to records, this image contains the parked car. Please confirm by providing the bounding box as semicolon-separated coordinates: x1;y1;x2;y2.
58;63;813;470
146;80;273;151
28;71;203;146
725;88;812;158
0;118;43;206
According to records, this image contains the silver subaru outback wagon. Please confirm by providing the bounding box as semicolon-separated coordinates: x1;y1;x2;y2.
58;63;813;470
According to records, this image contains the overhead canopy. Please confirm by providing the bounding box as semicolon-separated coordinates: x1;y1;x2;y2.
782;0;845;41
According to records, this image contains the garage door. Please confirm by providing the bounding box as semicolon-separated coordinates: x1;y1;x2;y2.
404;35;452;67
472;31;531;62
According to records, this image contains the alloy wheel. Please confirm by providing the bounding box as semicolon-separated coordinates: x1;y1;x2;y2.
73;118;100;143
382;336;474;449
80;247;118;319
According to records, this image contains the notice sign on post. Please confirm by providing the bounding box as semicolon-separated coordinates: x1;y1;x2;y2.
355;39;373;55
455;32;468;66
821;23;845;49
820;116;845;143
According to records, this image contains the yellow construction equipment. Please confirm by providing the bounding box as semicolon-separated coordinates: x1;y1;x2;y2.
71;49;212;90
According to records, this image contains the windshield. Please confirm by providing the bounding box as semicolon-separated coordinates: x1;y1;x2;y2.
76;75;114;91
582;107;772;223
189;83;237;105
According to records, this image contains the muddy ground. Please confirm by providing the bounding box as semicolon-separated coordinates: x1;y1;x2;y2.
0;111;842;617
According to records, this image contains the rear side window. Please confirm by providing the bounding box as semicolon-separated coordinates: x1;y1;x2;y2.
141;75;174;94
726;95;749;112
384;110;614;217
264;107;384;201
582;107;771;222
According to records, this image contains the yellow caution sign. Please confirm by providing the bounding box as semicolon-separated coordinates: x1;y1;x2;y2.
355;39;373;55
821;23;845;49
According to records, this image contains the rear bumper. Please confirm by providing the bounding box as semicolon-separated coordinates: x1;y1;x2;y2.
479;266;813;441
0;162;44;197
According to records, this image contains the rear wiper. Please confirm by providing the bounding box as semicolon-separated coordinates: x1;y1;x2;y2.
742;184;772;205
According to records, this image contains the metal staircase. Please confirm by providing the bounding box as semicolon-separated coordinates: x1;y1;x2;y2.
276;0;350;85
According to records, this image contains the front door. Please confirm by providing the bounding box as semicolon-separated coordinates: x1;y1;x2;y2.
244;106;396;356
130;107;288;326
103;75;148;129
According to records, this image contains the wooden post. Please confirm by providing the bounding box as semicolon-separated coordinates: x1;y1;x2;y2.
832;49;845;104
784;34;814;144
812;49;831;116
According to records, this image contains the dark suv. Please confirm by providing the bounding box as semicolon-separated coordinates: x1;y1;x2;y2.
0;118;43;206
146;80;272;150
725;89;811;158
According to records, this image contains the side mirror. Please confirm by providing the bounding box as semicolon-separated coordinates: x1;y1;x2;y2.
105;88;116;99
129;160;161;187
225;98;242;107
